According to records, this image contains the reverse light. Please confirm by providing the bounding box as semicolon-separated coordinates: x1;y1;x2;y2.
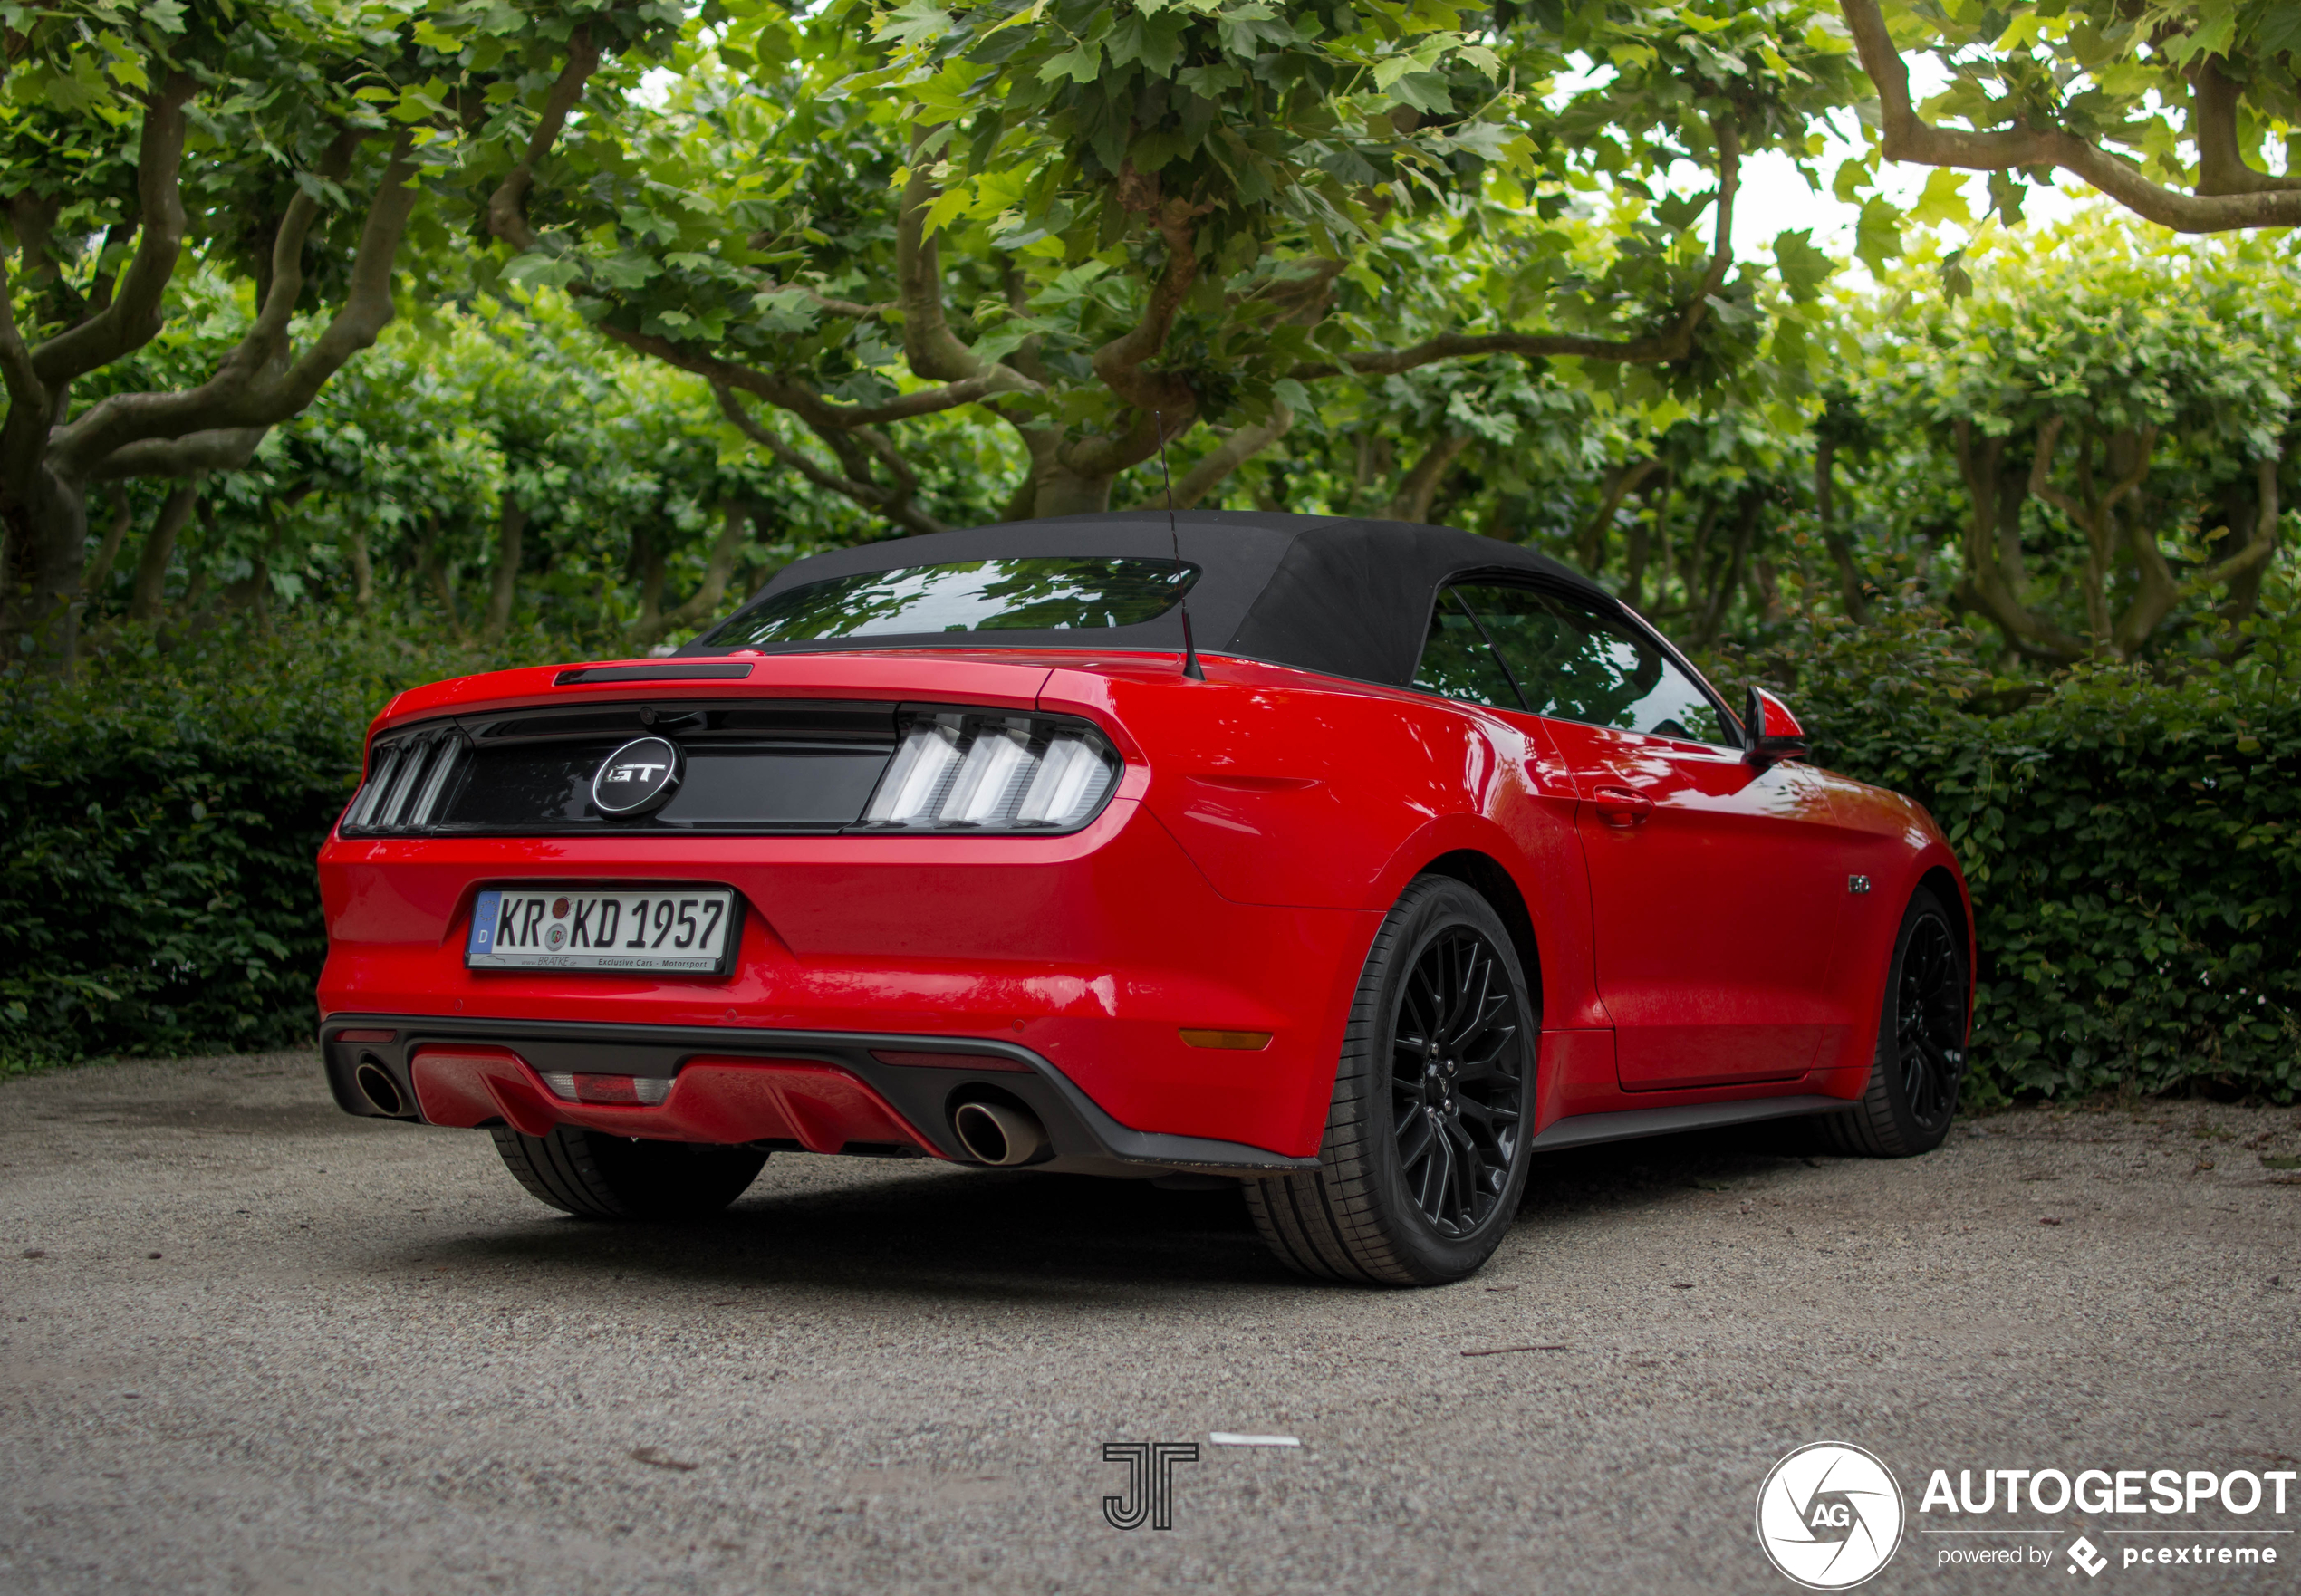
541;1072;671;1106
858;711;1121;832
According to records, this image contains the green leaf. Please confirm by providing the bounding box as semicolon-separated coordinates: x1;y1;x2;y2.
1772;229;1832;303
1854;197;1903;271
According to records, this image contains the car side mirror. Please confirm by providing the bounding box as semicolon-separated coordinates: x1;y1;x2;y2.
1743;686;1809;767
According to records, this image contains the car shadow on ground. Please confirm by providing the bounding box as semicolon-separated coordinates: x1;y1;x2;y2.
416;1121;1838;1302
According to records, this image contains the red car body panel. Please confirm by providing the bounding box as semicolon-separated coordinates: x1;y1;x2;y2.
318;645;1970;1164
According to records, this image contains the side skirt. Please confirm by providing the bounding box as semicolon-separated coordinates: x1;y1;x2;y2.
1526;1093;1846;1154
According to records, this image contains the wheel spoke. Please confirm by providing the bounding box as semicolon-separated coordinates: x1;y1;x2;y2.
1386;919;1530;1235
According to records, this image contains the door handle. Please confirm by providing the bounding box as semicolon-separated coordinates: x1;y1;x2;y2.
1592;784;1654;828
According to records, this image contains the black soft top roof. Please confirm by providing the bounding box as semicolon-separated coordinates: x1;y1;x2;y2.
681;510;1612;689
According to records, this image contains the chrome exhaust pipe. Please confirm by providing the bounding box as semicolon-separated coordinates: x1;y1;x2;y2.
953;1101;1048;1167
353;1061;407;1117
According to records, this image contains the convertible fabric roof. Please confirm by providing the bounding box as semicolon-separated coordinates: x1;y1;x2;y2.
681;511;1612;688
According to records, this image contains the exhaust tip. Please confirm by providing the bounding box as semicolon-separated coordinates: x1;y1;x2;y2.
354;1060;407;1118
953;1101;1048;1167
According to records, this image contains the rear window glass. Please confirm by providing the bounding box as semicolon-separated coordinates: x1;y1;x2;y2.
703;557;1199;648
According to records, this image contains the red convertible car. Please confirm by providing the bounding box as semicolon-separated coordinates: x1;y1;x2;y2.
317;512;1971;1285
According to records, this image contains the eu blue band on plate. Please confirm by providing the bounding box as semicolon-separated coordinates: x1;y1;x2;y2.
469;889;502;955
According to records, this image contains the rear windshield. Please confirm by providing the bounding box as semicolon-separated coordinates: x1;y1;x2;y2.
702;557;1200;648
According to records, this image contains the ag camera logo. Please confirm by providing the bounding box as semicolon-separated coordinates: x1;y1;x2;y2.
1757;1442;1906;1589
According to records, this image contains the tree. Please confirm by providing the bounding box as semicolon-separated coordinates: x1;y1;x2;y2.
1840;0;2301;233
0;0;678;667
1872;222;2295;659
481;0;1863;531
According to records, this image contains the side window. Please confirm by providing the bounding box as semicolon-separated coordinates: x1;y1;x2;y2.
1411;590;1520;709
1452;583;1736;746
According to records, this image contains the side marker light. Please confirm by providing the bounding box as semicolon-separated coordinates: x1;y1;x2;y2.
1179;1030;1273;1051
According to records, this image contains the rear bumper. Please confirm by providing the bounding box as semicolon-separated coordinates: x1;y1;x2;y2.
318;799;1381;1157
321;1014;1319;1178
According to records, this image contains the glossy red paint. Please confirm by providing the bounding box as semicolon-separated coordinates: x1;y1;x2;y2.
321;640;1970;1162
409;1045;937;1153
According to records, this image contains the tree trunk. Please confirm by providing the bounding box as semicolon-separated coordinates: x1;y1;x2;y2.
1815;437;1868;620
630;504;754;646
1389;434;1471;524
1032;463;1119;519
484;494;527;643
634;529;666;641
348;521;373;611
1696;492;1763;646
2217;456;2282;629
84;486;135;605
128;480;201;622
0;461;90;668
1577;457;1661;575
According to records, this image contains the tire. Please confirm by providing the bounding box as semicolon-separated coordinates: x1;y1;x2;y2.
1245;876;1536;1286
1820;887;1969;1157
489;1126;767;1219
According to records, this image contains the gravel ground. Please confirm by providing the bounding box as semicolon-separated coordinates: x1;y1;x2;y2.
2;1050;2297;1596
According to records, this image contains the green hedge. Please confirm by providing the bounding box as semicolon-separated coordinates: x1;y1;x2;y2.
0;622;531;1071
1717;606;2301;1105
6;611;2296;1103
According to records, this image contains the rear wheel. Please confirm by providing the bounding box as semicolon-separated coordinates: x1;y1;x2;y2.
490;1126;767;1219
1820;887;1969;1157
1245;876;1535;1286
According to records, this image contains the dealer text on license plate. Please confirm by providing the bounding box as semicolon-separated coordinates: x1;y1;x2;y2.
467;886;740;974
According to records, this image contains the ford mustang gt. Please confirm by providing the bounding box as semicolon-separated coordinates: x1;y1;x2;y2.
317;511;1972;1285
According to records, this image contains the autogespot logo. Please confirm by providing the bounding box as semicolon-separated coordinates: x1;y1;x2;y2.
1757;1442;1907;1590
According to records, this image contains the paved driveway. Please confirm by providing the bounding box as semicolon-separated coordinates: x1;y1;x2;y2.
3;1052;2296;1594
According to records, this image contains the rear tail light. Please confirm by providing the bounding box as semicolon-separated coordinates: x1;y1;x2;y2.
343;725;468;836
858;712;1120;832
541;1072;671;1105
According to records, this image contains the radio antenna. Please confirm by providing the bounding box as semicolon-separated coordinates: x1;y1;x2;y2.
1152;409;1204;682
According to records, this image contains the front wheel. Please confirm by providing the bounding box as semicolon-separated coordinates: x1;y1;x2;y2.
490;1125;767;1219
1820;887;1969;1157
1246;876;1536;1286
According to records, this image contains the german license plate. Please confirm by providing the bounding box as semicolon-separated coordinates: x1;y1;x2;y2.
467;885;741;975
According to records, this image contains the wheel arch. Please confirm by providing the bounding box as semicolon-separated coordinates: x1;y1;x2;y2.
1915;860;1977;1036
1415;848;1544;1017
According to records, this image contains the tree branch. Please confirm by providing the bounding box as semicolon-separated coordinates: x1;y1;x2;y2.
631;502;753;645
1578;457;1662;571
712;384;947;535
0;245;44;414
1954;417;2086;660
1840;0;2301;232
1133;405;1294;511
1390;432;1473;524
894;139;985;382
57;135;421;480
91;426;270;481
2191;454;2283;589
1091;192;1201;409
31;72;194;386
486;27;598;255
1294;119;1741;380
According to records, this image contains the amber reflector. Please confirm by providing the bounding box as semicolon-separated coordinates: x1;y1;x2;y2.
869;1050;1032;1073
1179;1030;1273;1051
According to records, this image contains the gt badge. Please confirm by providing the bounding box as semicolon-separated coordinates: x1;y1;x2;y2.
592;736;682;818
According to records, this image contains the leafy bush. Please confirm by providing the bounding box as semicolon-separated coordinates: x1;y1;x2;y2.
0;620;543;1072
1717;602;2301;1105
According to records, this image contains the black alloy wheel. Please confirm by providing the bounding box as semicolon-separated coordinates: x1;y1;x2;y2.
1391;926;1526;1237
1246;875;1536;1286
1822;887;1969;1158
